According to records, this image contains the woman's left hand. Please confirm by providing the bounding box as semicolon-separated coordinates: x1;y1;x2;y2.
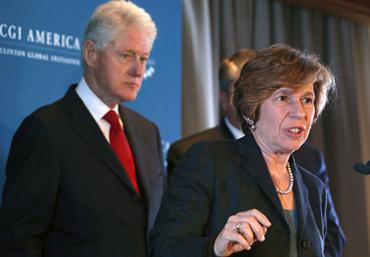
213;208;271;256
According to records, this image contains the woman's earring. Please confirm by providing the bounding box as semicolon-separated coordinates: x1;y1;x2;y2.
243;116;256;131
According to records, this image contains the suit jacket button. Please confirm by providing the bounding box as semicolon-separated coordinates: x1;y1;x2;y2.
130;195;141;202
301;240;311;249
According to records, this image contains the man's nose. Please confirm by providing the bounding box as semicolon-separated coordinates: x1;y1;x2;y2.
129;58;146;77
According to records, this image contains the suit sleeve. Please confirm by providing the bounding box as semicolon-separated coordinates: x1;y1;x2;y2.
0;115;60;257
150;142;217;257
313;150;346;257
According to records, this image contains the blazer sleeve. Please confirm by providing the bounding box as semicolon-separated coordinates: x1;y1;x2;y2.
0;115;60;257
150;142;217;257
166;143;182;177
166;139;193;177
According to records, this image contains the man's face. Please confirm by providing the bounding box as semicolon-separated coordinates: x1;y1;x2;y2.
85;26;152;107
220;78;240;128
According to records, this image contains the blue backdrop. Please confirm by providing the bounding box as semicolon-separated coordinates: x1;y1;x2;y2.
0;0;182;191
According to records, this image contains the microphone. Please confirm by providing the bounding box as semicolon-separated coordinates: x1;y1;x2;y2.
353;160;370;175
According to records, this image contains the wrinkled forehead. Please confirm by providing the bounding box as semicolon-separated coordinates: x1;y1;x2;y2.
111;27;153;51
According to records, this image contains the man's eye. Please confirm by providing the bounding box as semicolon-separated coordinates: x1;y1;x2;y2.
119;52;134;60
140;56;148;64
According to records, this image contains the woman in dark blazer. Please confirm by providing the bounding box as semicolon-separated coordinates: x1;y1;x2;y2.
150;45;336;257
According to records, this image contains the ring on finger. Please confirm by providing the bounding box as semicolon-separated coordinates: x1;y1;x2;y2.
236;223;242;234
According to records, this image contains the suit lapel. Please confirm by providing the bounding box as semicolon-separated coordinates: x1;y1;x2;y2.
122;107;166;230
62;85;137;193
119;106;153;196
237;134;284;216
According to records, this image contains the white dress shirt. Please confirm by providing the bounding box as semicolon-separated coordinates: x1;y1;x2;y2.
75;77;121;143
224;117;244;139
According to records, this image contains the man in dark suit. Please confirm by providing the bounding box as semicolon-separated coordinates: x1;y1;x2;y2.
0;2;164;257
167;49;345;257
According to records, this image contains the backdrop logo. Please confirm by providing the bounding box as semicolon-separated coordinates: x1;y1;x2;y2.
0;22;81;66
144;59;155;80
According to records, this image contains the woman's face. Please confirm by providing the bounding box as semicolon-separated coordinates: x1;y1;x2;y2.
253;83;315;155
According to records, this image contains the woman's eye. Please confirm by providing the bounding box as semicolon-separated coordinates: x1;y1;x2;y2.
302;97;314;104
277;95;288;101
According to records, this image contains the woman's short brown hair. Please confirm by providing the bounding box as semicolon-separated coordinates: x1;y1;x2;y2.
233;44;335;133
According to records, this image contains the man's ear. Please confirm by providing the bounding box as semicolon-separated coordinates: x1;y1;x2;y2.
84;40;97;67
219;91;228;114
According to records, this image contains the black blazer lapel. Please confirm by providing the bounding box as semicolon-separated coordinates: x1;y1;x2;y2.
237;134;311;242
62;85;136;193
292;161;309;241
237;134;285;216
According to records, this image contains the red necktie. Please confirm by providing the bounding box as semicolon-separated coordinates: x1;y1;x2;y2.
103;110;139;193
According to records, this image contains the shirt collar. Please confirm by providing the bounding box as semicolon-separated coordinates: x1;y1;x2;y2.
224;117;244;139
75;77;119;123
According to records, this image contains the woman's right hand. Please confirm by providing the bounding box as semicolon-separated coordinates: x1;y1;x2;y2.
213;208;271;257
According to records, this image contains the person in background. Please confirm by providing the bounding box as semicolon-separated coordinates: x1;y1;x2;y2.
151;45;337;257
0;1;165;257
167;48;345;257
